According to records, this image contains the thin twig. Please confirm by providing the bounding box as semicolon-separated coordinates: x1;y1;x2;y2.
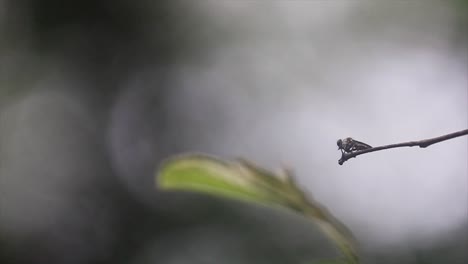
338;129;468;165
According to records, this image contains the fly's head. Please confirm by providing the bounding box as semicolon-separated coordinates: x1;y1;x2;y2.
337;139;343;150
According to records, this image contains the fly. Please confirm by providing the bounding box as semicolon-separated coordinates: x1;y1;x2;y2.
337;137;372;154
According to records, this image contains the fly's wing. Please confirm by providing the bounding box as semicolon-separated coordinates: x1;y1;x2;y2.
351;139;372;150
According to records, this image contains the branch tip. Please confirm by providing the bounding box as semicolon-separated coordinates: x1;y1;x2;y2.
338;129;468;165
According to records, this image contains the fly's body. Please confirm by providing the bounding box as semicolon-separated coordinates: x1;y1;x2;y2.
337;137;372;153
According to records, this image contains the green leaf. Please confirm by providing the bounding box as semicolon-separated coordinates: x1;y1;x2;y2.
157;153;359;264
309;258;348;264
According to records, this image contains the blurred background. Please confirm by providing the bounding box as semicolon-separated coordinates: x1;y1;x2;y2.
0;0;467;263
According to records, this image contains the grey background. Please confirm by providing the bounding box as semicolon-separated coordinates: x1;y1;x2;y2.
0;1;467;263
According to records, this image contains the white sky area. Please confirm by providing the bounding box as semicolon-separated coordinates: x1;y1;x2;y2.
163;0;467;248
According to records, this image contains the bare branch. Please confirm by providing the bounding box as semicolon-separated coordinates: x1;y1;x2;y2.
338;129;468;165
